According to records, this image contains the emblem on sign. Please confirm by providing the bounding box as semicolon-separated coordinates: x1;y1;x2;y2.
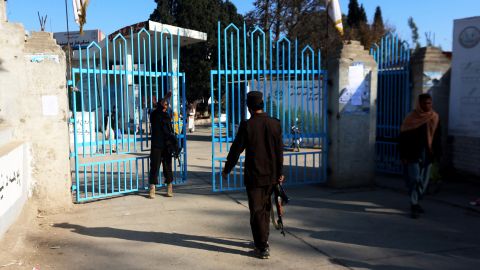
459;26;480;48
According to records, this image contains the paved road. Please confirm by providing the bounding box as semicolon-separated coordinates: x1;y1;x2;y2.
1;127;480;269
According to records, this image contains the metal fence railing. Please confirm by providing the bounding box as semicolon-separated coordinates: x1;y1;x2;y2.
371;33;411;174
70;27;187;202
210;22;328;192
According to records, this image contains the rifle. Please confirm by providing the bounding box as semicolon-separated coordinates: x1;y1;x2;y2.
271;183;289;236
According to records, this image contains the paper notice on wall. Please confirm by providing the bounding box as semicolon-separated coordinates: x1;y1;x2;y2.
340;64;364;104
340;63;371;114
349;64;364;88
42;96;59;116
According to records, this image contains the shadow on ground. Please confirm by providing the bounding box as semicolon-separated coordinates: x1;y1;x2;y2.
53;223;254;257
331;258;422;270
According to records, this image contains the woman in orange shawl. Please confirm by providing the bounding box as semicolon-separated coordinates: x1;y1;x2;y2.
399;93;441;219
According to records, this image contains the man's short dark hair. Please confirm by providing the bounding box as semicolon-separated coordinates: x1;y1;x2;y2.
247;91;264;111
419;93;432;103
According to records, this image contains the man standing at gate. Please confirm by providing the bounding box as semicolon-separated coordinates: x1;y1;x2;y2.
222;91;284;259
149;92;175;199
400;93;441;219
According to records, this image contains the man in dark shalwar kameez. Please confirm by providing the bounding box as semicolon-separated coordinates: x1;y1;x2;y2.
222;91;285;259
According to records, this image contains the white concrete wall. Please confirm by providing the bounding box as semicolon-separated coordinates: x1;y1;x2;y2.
0;141;31;237
448;17;480;177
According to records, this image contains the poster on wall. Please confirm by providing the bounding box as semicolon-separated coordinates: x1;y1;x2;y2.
449;17;480;137
339;62;371;114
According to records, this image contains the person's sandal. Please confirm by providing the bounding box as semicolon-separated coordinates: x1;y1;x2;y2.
149;184;155;199
166;183;173;197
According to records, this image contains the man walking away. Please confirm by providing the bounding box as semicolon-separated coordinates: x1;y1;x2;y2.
149;92;175;198
222;91;285;259
400;93;441;219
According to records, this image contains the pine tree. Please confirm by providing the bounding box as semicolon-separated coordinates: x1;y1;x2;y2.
371;6;386;45
149;0;244;101
408;16;420;50
347;0;360;27
359;4;367;24
372;6;385;32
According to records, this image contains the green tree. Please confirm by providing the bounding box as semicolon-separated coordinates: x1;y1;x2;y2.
408;16;420;50
245;0;288;42
359;4;367;24
149;0;176;24
246;0;273;31
347;0;360;28
370;6;386;47
372;6;385;33
149;0;244;101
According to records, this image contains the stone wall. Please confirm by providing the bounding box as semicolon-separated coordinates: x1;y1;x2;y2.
327;41;378;187
0;1;72;238
22;32;72;211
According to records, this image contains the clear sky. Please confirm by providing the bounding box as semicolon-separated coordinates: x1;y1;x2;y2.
6;0;480;51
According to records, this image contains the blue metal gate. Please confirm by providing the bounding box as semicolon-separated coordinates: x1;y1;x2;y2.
70;27;187;202
210;22;328;192
371;34;411;174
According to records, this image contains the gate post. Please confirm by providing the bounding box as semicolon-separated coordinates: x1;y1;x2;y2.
411;47;451;112
327;41;378;187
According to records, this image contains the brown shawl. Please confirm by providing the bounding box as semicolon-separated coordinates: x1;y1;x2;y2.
400;101;439;150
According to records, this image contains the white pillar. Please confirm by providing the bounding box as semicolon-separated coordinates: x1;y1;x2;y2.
171;47;180;114
125;53;137;131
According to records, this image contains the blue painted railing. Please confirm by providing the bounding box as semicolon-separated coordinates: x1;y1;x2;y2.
370;33;411;174
70;27;187;202
210;22;328;192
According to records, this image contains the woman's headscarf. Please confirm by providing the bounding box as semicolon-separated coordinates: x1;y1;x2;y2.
400;95;439;150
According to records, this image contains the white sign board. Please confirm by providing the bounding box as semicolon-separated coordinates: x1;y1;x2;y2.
53;30;105;49
449;17;480;137
69;111;97;154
